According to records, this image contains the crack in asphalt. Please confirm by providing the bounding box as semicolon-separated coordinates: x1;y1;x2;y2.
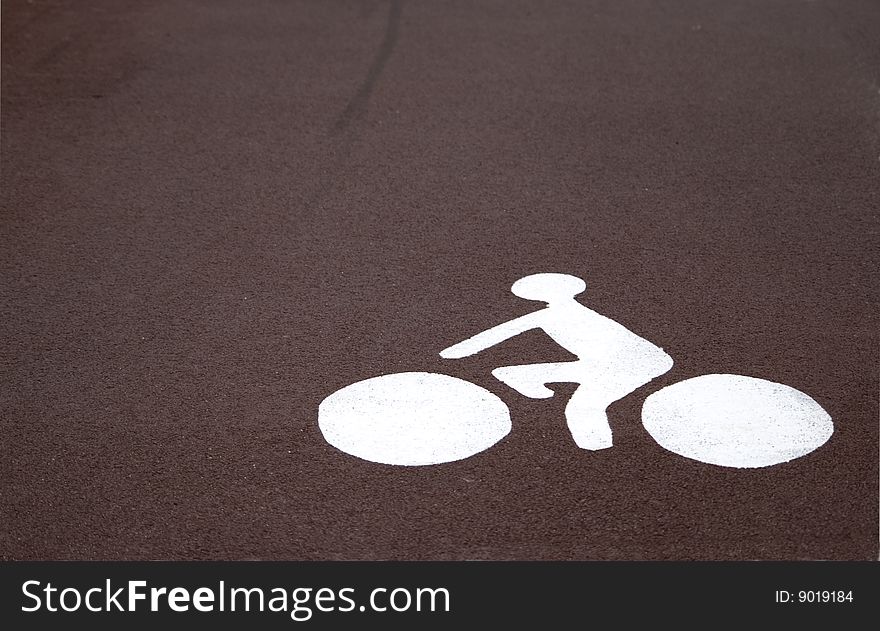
332;0;402;133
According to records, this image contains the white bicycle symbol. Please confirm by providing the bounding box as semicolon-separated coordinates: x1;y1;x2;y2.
318;273;833;469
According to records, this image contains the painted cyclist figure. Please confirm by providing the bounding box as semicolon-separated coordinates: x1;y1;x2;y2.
319;271;832;469
440;273;674;450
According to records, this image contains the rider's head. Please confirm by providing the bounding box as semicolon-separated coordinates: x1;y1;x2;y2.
511;273;586;305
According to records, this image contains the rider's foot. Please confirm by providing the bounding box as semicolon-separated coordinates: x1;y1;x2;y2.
565;397;614;450
567;417;613;450
491;366;555;399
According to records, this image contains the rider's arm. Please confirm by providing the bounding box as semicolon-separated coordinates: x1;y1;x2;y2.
439;310;546;359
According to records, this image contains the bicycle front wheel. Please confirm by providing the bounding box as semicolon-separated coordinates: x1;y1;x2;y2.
318;372;511;466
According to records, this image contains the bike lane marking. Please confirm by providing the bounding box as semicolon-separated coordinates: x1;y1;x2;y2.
317;273;834;469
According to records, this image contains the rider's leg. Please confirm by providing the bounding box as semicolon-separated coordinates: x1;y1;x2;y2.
564;357;673;450
564;385;615;450
495;354;673;449
491;362;583;399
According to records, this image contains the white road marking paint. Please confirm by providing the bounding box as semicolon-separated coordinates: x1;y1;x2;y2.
641;374;833;468
318;273;833;468
318;372;511;466
440;273;673;450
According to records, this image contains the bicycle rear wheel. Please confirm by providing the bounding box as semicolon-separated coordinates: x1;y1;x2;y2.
641;374;833;468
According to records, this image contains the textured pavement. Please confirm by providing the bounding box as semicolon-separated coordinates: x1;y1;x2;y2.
2;0;878;560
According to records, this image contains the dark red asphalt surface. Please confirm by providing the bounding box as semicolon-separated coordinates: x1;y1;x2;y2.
2;0;878;560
